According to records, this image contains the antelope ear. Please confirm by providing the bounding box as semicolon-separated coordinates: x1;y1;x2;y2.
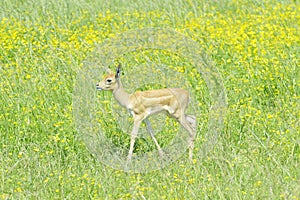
106;68;112;74
115;64;121;80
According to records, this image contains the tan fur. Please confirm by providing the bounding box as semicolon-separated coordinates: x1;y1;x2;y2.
96;66;196;162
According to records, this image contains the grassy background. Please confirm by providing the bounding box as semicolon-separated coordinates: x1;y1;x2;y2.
1;0;299;199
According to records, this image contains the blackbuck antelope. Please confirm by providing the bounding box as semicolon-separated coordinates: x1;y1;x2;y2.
96;65;196;162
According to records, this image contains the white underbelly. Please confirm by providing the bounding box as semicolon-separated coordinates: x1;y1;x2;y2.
147;105;171;115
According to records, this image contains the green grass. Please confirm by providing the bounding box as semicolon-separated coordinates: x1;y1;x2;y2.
1;0;299;199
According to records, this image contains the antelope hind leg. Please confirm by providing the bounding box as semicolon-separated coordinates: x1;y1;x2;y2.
186;115;197;131
179;116;196;160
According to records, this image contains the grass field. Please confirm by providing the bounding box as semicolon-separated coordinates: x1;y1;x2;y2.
1;0;299;199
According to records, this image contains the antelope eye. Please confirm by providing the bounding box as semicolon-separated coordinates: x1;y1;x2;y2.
106;79;112;83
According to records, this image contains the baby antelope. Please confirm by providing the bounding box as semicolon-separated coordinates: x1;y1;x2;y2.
96;65;196;162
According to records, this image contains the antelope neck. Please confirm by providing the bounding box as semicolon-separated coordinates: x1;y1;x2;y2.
112;80;130;108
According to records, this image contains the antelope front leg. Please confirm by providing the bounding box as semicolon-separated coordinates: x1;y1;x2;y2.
144;118;164;158
127;119;142;162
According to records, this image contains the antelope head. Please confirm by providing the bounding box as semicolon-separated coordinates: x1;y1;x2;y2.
96;65;121;91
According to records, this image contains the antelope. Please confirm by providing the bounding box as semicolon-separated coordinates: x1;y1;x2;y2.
96;65;196;162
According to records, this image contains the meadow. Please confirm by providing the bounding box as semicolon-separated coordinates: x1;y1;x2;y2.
1;0;299;199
